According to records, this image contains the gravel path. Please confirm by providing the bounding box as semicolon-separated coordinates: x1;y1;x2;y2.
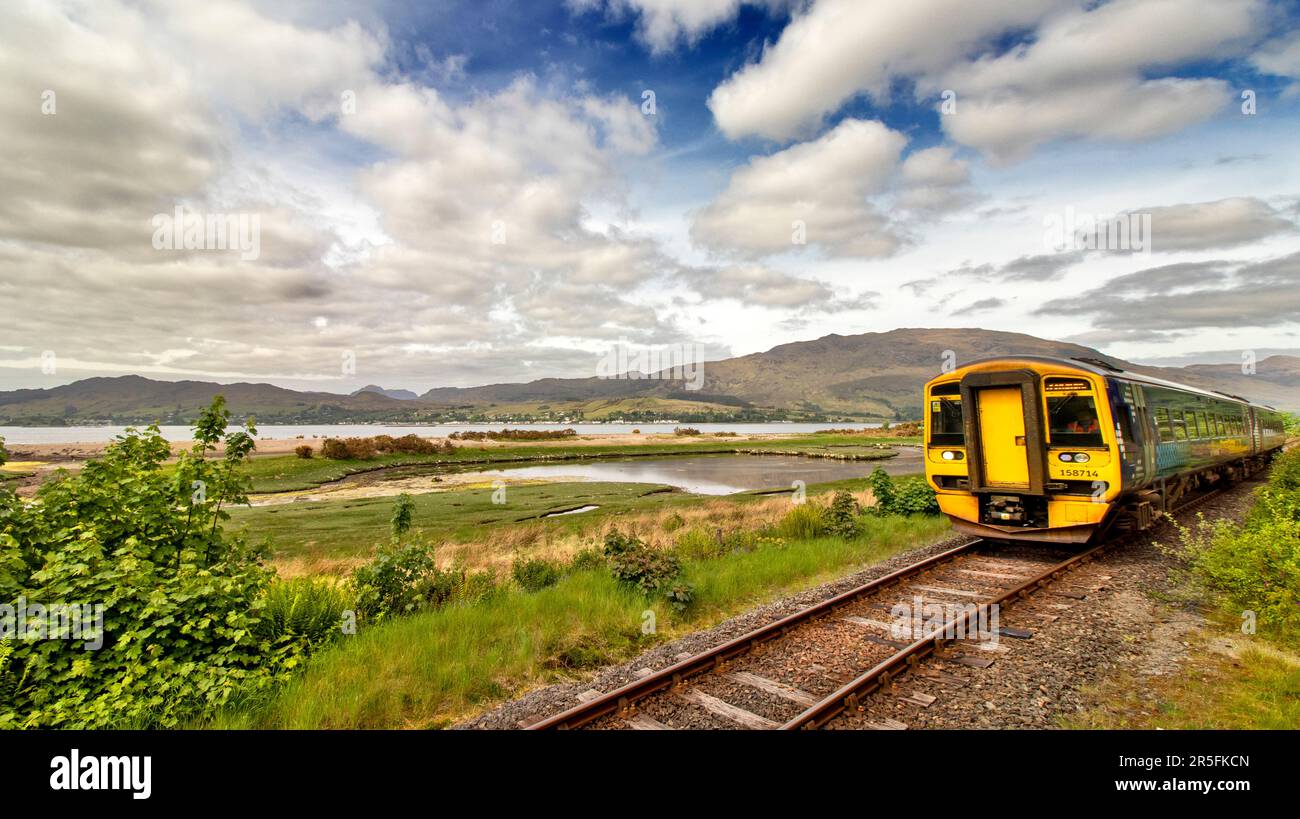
458;478;1261;730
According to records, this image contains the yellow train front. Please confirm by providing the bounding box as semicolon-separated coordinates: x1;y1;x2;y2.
923;356;1286;544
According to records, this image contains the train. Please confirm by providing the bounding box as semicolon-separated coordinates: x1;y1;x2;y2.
923;356;1288;544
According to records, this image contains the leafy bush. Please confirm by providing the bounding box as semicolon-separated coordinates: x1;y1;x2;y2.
867;467;940;515
256;577;353;650
0;397;301;729
602;530;691;609
294;444;313;459
390;493;415;540
661;512;686;533
674;427;701;436
351;543;439;620
512;556;564;592
776;502;826;540
0;435;6;467
1179;449;1300;629
823;490;863;538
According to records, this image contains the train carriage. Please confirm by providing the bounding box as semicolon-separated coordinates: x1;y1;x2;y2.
923;356;1287;544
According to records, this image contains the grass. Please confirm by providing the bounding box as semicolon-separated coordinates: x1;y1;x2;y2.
234;474;913;576
213;513;950;729
1065;617;1300;730
233;481;678;564
240;432;915;493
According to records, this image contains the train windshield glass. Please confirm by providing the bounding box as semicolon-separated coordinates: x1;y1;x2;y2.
1047;394;1104;447
929;397;964;445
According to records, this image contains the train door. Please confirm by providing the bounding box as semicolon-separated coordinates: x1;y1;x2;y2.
975;387;1030;489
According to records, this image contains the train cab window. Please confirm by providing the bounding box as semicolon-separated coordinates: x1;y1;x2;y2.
1047;394;1104;447
928;383;964;446
1155;408;1174;442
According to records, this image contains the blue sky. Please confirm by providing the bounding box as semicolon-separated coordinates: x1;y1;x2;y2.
1;0;1299;393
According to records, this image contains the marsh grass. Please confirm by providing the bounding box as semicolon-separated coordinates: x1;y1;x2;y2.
221;513;948;729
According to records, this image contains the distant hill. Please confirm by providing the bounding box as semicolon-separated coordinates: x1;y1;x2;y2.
351;384;420;401
0;329;1295;425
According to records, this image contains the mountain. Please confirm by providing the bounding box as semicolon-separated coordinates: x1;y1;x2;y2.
0;329;1295;425
0;374;410;425
351;384;420;401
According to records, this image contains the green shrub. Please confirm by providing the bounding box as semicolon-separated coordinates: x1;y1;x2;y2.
294;444;313;459
1179;449;1300;630
823;490;863;538
351;543;439;620
0;398;299;729
868;467;939;515
603;530;684;598
512;556;563;592
661;512;686;533
776;502;826;540
663;582;695;613
256;577;353;649
390;493;415;540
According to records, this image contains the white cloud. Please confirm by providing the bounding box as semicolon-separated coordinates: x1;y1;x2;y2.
690;119;907;258
931;0;1261;161
1142;196;1297;252
708;0;1066;141
569;0;785;54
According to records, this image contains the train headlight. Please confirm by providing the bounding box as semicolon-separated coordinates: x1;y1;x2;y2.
1058;453;1074;462
1073;452;1090;463
941;450;955;460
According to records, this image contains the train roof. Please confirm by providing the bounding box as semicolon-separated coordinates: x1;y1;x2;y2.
942;355;1281;413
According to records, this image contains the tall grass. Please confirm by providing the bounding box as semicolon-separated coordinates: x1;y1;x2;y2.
225;513;949;729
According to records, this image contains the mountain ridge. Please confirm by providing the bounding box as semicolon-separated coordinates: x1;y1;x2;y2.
1;328;1295;425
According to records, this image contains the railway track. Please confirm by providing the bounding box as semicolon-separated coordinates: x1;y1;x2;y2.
525;486;1225;731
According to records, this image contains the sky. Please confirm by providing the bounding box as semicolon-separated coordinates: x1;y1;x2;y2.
1;0;1299;395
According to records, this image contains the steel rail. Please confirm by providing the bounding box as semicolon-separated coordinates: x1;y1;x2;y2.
779;540;1107;729
781;483;1227;729
526;538;984;730
526;483;1228;731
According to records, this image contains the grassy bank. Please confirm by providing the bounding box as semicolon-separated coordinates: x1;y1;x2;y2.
212;513;950;729
1068;447;1300;729
242;432;914;493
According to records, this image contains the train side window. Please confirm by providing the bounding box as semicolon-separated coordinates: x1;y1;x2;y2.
1187;411;1200;439
1197;411;1209;439
1155;407;1173;442
1046;394;1104;447
1172;411;1188;441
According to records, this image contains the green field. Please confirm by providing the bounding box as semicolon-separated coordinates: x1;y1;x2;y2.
240;432;914;493
211;513;951;729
